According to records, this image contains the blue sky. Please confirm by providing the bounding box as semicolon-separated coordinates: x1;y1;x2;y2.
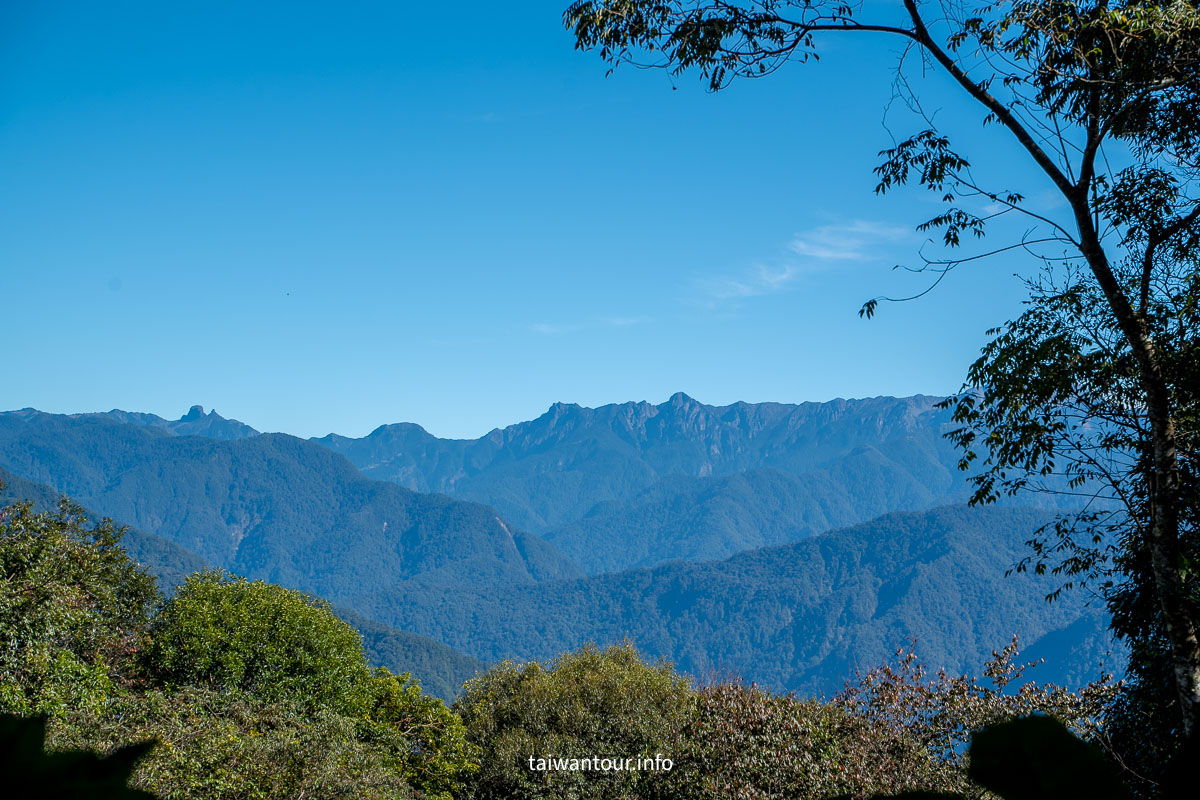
2;1;1064;439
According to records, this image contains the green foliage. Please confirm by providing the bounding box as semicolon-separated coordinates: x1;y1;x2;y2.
0;496;157;717
142;571;372;715
454;643;693;800
1;712;155;800
364;668;479;799
0;492;478;799
54;687;416;800
0;464;212;593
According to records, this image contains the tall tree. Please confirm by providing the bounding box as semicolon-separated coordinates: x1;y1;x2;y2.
563;0;1200;742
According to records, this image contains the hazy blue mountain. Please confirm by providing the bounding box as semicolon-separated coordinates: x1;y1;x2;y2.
543;457;970;574
0;464;210;590
0;411;581;601
313;394;968;539
544;468;843;573
4;405;260;440
2;406;1120;698
347;505;1124;695
1;464;487;699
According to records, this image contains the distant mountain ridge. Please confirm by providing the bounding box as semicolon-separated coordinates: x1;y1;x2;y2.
0;410;580;601
313;393;966;540
0;405;1121;696
4;404;260;440
3;396;1072;576
309;393;986;572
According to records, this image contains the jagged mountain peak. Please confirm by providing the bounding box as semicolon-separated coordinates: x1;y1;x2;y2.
182;404;207;421
307;393;962;534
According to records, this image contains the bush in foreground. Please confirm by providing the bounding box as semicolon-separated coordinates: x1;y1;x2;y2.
141;571;373;715
0;500;157;717
54;687;416;800
455;643;692;800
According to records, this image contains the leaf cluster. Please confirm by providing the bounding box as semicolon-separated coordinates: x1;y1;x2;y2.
454;642;693;800
0;497;157;717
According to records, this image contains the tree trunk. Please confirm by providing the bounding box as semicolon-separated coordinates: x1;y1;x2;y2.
1072;201;1200;737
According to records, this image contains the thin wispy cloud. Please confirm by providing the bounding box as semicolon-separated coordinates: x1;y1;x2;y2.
702;265;802;301
605;316;645;327
695;219;910;309
788;220;910;262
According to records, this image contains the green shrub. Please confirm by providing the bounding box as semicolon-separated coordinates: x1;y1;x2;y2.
668;639;1120;800
364;667;479;800
142;571;372;715
53;687;416;800
667;683;918;800
454;642;693;800
0;499;157;717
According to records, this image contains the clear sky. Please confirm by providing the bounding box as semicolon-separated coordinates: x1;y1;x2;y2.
1;1;1067;439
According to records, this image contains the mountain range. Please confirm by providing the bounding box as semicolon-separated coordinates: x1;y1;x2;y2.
0;398;1123;696
313;394;968;542
0;410;579;600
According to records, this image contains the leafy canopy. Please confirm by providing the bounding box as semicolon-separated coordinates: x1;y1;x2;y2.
455;642;693;800
142;570;372;715
0;497;157;717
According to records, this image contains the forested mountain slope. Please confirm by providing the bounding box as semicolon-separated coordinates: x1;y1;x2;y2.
0;464;209;589
314;394;964;537
543;464;928;573
0;411;581;602
0;464;487;700
348;505;1122;694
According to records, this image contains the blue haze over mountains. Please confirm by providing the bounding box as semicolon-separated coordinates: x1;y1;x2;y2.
0;395;1121;695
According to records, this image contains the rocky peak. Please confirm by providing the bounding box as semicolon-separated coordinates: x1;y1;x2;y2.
182;405;207;422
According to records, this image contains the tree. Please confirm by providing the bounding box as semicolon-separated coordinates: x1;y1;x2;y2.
943;260;1197;788
55;686;422;800
668;640;1117;800
141;570;372;715
453;643;693;800
669;683;906;800
563;0;1200;743
831;638;1117;797
0;497;158;717
365;667;479;800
